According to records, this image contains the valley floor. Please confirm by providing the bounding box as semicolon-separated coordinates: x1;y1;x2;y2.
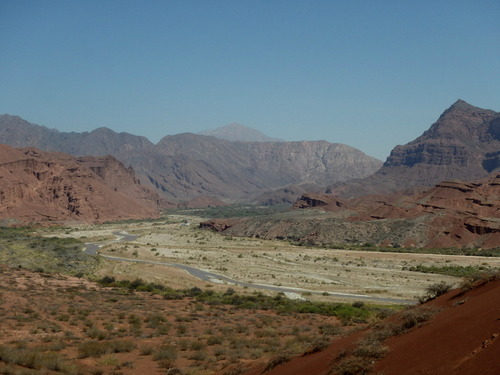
49;215;500;303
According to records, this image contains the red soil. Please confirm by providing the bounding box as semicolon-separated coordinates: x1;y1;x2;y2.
373;278;500;375
245;277;500;375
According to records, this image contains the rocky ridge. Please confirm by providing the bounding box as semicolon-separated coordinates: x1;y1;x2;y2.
0;144;173;224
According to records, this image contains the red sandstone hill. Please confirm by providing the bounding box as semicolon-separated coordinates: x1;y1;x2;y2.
294;173;500;248
0;144;174;224
202;174;499;249
244;275;500;375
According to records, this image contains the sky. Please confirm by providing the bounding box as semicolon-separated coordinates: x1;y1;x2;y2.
1;1;499;160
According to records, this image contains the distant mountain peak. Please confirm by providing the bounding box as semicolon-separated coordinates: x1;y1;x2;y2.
451;99;473;108
446;99;495;114
199;123;285;142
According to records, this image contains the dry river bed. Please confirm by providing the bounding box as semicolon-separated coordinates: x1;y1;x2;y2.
49;215;500;304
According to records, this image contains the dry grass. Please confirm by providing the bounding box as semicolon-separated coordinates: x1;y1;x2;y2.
0;266;348;374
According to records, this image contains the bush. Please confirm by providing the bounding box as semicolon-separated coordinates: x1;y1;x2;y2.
264;353;292;371
334;356;372;375
426;281;452;298
0;345;68;371
78;340;136;358
400;306;440;330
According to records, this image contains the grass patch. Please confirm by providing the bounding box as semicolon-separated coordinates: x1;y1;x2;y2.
165;204;291;219
405;264;497;277
0;227;100;276
98;277;395;323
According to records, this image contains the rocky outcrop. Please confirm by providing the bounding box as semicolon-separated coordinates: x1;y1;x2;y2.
0;144;174;224
293;193;348;211
199;219;242;232
384;100;499;179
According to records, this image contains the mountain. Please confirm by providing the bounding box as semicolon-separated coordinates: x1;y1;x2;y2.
147;134;382;200
332;100;500;198
198;123;285;142
0;144;173;224
0;116;382;202
2;100;497;203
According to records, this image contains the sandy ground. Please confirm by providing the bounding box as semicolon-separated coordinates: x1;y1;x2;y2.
48;215;500;303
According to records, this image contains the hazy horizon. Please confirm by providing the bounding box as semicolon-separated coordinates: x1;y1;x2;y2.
1;1;499;160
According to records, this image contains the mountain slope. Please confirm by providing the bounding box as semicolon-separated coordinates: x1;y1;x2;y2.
0;144;171;224
333;100;500;198
244;276;500;375
148;134;382;200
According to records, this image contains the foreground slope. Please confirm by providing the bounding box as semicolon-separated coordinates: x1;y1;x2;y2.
0;144;171;224
372;278;500;375
246;275;500;375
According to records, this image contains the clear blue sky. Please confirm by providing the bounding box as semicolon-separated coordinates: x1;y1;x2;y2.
1;1;499;160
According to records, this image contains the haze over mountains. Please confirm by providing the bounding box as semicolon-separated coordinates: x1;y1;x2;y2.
0;115;382;202
0;100;498;228
198;123;285;142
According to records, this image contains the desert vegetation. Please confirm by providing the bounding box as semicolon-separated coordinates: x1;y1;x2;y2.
0;227;100;277
0;213;498;374
0;265;384;374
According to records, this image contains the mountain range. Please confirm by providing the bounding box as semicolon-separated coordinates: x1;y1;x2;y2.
0;100;498;206
0;116;382;202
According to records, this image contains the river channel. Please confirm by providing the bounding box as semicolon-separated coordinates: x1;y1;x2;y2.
84;231;415;305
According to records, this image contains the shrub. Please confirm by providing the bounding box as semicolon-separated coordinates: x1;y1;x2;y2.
264;353;292;371
207;335;223;346
78;340;136;358
153;345;177;369
400;306;440;330
425;281;452;299
419;281;453;302
0;345;67;371
333;356;372;375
